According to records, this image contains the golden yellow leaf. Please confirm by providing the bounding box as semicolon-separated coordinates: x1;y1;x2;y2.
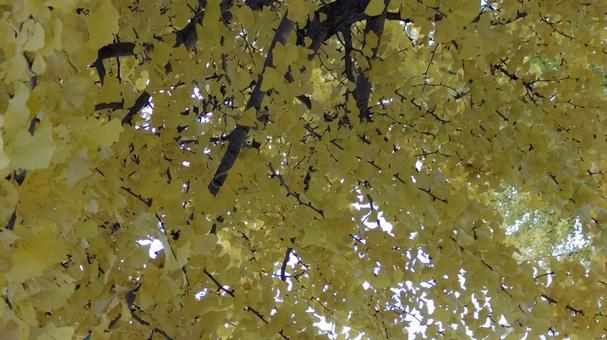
0;0;604;338
37;325;74;340
0;320;23;340
63;148;92;186
86;1;120;47
0;178;18;223
193;234;218;257
3;83;30;132
365;0;385;16
7;126;55;170
79;118;123;147
44;0;76;10
9;229;66;282
447;191;468;218
21;20;45;52
261;67;283;92
76;219;97;239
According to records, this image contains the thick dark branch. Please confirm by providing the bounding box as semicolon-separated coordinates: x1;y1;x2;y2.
5;211;16;230
208;125;249;195
209;1;393;195
245;0;273;10
355;1;388;122
355;72;373;122
280;248;293;281
97;42;136;59
219;0;233;24
95;101;124;111
299;0;370;54
219;0;273;25
248;14;294;111
175;0;208;50
92;42;136;84
342;30;355;82
386;11;412;22
122;91;151;125
208;14;293;195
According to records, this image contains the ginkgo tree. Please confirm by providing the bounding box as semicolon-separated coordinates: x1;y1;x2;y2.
0;0;606;338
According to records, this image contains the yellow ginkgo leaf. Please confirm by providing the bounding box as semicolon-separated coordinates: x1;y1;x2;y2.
9;229;66;282
3;83;30;132
365;0;385;16
86;1;120;47
76;219;98;239
22;20;46;52
0;134;10;171
239;107;257;126
8;126;55;170
37;325;74;340
447;191;468;218
80;118;123;147
193;234;218;257
0;178;18;222
261;67;283;92
44;0;76;10
63;148;92;186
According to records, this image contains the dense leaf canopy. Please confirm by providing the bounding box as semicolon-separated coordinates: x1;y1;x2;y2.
0;0;606;338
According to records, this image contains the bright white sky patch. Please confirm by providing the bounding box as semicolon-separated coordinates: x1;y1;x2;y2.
137;238;164;258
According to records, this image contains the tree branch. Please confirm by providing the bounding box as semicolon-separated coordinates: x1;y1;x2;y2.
91;42;136;84
417;187;448;203
5;211;16;230
203;268;235;297
299;0;370;54
126;285;174;340
209;0;392;195
208;125;249;195
208;14;293;195
122;91;151;126
268;163;325;218
120;186;152;207
280;248;293;281
202;268;288;339
156;213;191;291
175;0;208;50
354;1;388;122
95;101;124;111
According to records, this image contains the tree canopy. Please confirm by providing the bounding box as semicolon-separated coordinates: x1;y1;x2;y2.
0;0;606;338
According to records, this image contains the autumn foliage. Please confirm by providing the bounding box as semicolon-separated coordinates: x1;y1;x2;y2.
0;0;606;338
